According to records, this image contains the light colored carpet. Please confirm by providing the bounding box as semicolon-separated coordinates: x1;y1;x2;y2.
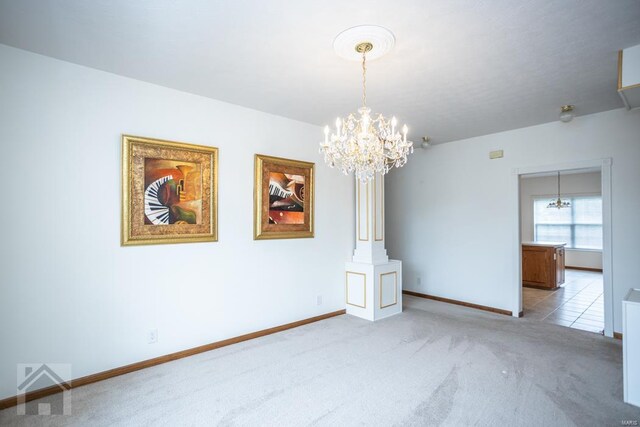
2;295;639;426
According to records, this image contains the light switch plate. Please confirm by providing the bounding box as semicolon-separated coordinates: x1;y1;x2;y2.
489;150;504;159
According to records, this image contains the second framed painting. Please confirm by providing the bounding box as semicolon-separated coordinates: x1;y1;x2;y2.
254;154;314;240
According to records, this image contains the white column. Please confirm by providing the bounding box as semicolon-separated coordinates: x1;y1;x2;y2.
345;173;402;321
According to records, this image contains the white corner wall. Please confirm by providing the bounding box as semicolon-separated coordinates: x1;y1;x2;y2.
386;107;640;333
0;44;354;400
520;172;603;270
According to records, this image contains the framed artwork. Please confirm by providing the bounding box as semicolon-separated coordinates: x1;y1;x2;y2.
254;154;314;240
121;135;218;246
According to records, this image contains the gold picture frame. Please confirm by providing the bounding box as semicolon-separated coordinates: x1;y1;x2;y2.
254;154;314;240
121;135;218;246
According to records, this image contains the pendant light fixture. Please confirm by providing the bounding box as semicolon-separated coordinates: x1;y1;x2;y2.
559;105;575;123
319;26;413;182
548;171;571;209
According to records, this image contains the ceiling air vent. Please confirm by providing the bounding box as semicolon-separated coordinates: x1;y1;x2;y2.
618;45;640;110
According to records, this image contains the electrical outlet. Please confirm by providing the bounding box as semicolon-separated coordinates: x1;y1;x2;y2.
417;277;422;285
316;295;323;306
148;329;158;344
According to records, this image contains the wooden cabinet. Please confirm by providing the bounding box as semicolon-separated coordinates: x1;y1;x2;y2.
522;243;566;290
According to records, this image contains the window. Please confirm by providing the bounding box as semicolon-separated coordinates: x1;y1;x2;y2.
533;196;602;250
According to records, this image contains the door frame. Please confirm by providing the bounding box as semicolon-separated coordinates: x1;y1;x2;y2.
511;158;613;337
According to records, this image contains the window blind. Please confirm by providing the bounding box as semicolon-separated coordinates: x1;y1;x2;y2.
533;196;602;250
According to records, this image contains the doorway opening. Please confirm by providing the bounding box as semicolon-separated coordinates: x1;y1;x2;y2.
512;159;613;337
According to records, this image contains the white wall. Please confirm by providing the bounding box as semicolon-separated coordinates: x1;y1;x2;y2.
520;172;603;269
0;45;354;400
386;107;640;333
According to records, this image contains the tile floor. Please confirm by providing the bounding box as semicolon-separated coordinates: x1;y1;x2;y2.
522;269;604;334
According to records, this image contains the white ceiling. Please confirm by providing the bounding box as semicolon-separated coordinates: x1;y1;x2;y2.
1;0;639;143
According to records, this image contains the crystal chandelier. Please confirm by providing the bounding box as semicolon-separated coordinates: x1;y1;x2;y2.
319;42;413;182
548;171;571;209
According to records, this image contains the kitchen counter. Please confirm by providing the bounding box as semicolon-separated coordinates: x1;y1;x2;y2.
522;242;566;248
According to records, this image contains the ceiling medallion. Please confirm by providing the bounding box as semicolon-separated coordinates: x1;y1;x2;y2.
319;25;413;182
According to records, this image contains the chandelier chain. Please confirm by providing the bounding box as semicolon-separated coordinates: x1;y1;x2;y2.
362;50;367;108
